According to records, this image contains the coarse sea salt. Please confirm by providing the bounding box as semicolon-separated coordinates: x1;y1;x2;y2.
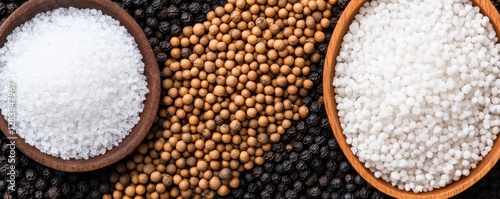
334;0;500;193
0;7;149;160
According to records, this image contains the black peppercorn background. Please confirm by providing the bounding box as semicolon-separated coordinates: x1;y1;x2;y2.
1;0;500;198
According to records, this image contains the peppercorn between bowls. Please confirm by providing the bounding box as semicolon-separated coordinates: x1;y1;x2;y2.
323;0;500;198
0;0;160;172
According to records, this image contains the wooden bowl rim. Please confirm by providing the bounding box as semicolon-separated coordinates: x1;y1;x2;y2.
323;0;500;198
0;0;160;172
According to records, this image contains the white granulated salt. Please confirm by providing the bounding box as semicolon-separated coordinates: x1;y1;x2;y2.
0;7;149;160
334;0;500;193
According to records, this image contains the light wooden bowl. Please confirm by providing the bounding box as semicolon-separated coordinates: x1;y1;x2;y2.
0;0;160;172
323;0;500;198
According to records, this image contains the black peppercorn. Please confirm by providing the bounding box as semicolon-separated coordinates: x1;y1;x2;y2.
328;139;339;150
179;2;189;11
307;186;321;198
201;3;212;13
5;2;16;14
145;6;155;16
318;43;328;54
308;72;321;85
20;155;31;167
261;190;272;199
275;153;285;163
319;147;329;159
165;5;180;18
180;12;193;24
300;150;312;162
157;52;167;62
146;17;158;28
34;190;43;199
17;187;28;199
263;161;274;172
295;160;307;171
151;0;163;10
309;144;320;154
50;176;62;187
244;172;254;182
188;2;201;13
305;173;318;187
247;183;258;193
41;168;52;179
309;159;323;171
90;190;101;199
288;152;298;163
354;174;365;185
159;41;172;51
232;188;243;198
46;187;60;199
271;173;280;184
243;192;256;199
272;142;285;152
308;126;322;136
331;192;341;199
154;7;168;19
25;169;37;181
143;27;153;36
331;177;342;189
252;166;263;177
276;182;286;192
346;183;356;192
260;172;271;183
0;2;7;15
299;169;310;180
158;21;170;33
34;177;47;190
339;161;350;173
306;113;319;126
274;163;283;173
319;175;329;187
302;135;313;146
154;31;164;39
133;8;144;19
340;193;354;199
194;14;206;23
355;187;370;199
181;48;192;58
170;23;182;36
321;118;330;129
282;160;292;173
60;183;70;196
149;37;159;46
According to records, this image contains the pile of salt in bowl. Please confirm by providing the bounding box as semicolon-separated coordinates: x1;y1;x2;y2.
0;7;148;159
108;0;337;198
334;0;500;193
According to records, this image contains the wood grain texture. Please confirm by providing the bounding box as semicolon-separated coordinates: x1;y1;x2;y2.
0;0;160;172
323;0;500;198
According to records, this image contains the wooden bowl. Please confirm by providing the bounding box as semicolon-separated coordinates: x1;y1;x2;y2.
0;0;160;172
323;0;500;198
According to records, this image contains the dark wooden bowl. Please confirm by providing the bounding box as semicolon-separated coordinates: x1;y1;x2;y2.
0;0;160;172
323;0;500;198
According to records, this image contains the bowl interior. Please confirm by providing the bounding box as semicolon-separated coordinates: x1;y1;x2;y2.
323;0;500;198
0;0;160;172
